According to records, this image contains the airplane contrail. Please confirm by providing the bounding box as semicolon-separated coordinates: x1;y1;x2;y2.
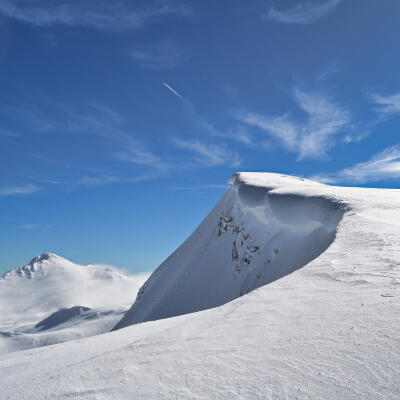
163;82;186;102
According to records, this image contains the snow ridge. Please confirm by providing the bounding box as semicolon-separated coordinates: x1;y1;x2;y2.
113;172;345;330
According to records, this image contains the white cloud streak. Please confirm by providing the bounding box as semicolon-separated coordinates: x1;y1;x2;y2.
0;0;190;31
24;224;36;229
1;92;242;194
117;142;171;171
312;145;400;184
78;175;149;186
266;0;343;25
173;138;241;168
317;61;341;81
169;184;229;191
238;88;351;160
0;128;20;138
0;98;172;187
131;41;187;70
371;91;400;119
0;183;40;196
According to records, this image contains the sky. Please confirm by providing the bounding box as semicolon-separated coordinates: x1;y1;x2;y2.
1;0;400;274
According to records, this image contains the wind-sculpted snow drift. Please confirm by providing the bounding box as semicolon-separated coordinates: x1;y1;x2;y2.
113;173;344;329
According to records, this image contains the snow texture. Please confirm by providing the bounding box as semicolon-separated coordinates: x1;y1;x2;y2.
1;172;400;399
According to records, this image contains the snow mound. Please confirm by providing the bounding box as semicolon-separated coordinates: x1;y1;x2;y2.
113;172;344;330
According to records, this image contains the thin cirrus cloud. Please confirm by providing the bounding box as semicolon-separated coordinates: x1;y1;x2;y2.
0;96;129;139
317;61;342;81
24;224;37;230
169;184;230;191
0;0;191;31
266;0;343;25
0;183;40;196
131;41;188;70
117;141;171;171
370;91;400;119
1;94;241;189
173;138;242;168
0;96;171;186
312;145;400;184
0;84;248;199
161;82;254;146
238;87;352;160
78;174;151;187
0;128;20;138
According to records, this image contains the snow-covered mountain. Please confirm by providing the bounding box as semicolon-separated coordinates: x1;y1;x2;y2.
1;172;400;399
0;253;149;354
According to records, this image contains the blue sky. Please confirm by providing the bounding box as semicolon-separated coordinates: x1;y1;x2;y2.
1;0;400;274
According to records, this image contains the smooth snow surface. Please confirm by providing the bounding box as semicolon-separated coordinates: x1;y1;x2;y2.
0;253;149;354
114;173;343;329
1;172;400;399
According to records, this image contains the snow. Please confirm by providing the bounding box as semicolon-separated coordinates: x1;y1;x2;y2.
1;172;400;399
0;253;149;354
113;173;343;329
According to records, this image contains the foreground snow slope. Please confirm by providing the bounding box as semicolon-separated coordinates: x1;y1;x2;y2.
1;173;400;399
0;254;148;354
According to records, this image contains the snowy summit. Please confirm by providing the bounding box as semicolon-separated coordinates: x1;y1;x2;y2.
0;254;148;354
1;172;400;399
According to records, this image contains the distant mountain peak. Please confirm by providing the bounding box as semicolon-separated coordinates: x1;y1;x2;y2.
28;253;63;266
2;253;73;280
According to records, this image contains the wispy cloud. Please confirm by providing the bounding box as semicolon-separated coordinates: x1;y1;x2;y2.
0;183;40;196
117;141;171;170
161;82;254;147
238;87;351;160
173;138;241;168
266;0;343;25
0;96;172;187
0;0;191;31
24;224;37;229
131;40;187;70
169;184;229;191
0;102;57;133
312;145;400;184
370;91;400;119
23;223;53;229
0;98;128;144
195;118;255;146
226;126;254;145
78;174;150;187
1;92;243;195
0;128;20;138
317;61;341;81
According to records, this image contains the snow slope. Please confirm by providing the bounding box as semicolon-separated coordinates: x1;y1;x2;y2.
113;173;344;329
0;253;149;354
1;172;400;399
